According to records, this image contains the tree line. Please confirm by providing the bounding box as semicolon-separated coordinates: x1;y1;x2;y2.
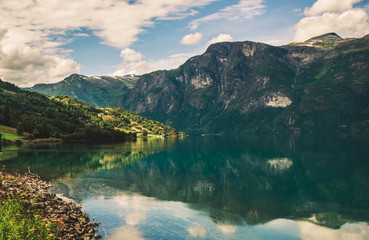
0;80;134;142
0;79;178;144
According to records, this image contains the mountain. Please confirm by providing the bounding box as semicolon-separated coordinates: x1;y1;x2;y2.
27;33;369;134
288;32;346;49
123;33;369;134
0;80;178;142
25;74;138;107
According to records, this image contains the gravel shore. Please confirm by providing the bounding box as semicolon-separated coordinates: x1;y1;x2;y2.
0;171;102;240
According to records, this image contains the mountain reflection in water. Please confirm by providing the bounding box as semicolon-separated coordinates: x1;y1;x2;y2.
1;135;369;239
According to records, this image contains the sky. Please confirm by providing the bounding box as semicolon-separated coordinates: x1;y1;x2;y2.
0;0;368;87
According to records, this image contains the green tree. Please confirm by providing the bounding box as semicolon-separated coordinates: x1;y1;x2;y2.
3;106;11;126
16;122;24;136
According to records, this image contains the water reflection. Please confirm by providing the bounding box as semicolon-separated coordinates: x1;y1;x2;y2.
297;221;369;240
81;192;369;240
82;192;254;240
1;134;369;239
0;138;178;180
267;158;293;172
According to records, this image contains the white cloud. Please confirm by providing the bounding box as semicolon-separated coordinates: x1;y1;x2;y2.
0;30;80;87
294;9;369;42
150;52;196;70
0;0;218;86
206;34;234;47
112;48;152;76
158;9;199;20
120;48;143;62
111;52;196;76
111;61;154;76
294;0;369;42
189;0;266;30
181;32;203;45
304;0;362;16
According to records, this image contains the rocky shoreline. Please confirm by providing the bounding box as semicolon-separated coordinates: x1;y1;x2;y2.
0;171;102;240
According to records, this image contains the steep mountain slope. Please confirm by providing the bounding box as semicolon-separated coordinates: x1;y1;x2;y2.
26;74;138;107
123;33;369;134
0;80;177;142
26;33;369;134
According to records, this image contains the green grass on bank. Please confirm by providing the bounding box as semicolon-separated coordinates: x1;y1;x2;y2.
0;193;61;240
0;125;23;141
0;132;23;141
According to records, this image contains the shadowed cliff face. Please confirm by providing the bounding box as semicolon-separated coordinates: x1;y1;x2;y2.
124;34;369;134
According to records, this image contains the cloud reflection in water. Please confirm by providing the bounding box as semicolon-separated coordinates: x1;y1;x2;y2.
83;193;369;240
267;158;293;172
298;221;369;240
83;192;250;239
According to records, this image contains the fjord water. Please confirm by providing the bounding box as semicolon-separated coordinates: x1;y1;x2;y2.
1;134;369;240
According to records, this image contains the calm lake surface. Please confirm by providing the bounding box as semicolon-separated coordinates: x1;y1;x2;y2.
1;134;369;240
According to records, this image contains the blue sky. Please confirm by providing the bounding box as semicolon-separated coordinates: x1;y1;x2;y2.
0;0;368;87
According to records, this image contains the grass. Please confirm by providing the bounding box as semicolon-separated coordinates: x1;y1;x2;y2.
342;47;369;55
0;125;23;141
315;66;329;80
0;193;62;240
1;132;23;141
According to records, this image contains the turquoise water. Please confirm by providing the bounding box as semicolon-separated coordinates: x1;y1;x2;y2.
1;135;369;239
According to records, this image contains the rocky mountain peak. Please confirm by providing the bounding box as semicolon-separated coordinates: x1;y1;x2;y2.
307;32;342;41
289;32;346;49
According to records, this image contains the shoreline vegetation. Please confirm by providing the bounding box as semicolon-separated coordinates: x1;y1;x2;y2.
0;80;181;145
0;171;101;240
0;125;187;147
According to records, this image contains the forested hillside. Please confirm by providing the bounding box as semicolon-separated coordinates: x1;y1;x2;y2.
26;74;138;107
0;80;177;143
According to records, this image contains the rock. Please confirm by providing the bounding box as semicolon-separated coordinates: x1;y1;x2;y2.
0;172;100;240
94;234;102;239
